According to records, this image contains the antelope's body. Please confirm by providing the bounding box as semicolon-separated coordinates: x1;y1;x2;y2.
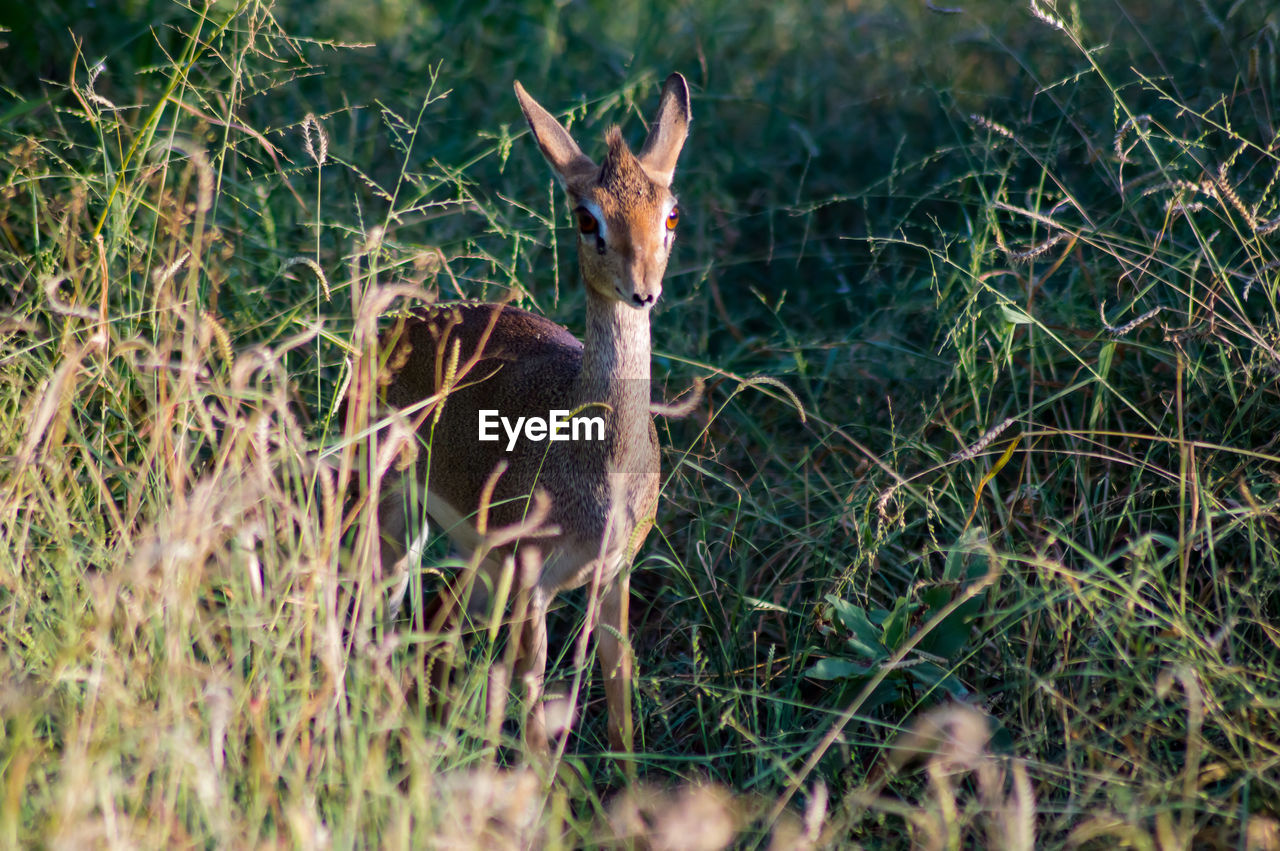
365;73;691;752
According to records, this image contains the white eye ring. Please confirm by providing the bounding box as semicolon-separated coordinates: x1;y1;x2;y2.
574;200;608;243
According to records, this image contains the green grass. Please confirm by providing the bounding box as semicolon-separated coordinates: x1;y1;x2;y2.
3;0;1280;846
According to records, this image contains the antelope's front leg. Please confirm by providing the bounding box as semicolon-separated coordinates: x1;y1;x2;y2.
599;573;633;752
515;586;551;754
376;470;428;620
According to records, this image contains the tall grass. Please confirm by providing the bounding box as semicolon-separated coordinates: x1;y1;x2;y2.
2;0;1279;846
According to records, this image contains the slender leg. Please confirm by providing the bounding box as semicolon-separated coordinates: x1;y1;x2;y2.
420;552;513;726
599;573;633;752
515;585;550;754
376;472;427;621
341;472;411;639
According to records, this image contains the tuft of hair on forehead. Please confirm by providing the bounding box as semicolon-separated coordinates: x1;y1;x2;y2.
597;126;657;202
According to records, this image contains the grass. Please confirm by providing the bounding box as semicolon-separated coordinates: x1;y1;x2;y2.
2;0;1280;846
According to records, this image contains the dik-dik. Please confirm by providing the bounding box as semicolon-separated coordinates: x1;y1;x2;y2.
357;73;690;752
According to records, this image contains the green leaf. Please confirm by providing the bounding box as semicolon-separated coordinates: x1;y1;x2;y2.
882;597;917;649
826;595;885;659
922;584;950;612
861;680;903;714
943;546;966;583
907;662;971;698
804;657;871;680
919;611;973;659
1000;303;1034;324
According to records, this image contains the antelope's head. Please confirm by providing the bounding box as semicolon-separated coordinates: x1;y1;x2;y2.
515;73;691;309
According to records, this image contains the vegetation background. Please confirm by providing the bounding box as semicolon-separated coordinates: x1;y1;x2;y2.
2;0;1280;846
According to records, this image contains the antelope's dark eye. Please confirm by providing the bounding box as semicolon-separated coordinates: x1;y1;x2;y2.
666;206;680;231
575;207;599;235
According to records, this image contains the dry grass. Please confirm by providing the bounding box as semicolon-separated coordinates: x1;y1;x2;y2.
3;0;1280;847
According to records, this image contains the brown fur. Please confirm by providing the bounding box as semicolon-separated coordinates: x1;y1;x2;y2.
599;127;660;209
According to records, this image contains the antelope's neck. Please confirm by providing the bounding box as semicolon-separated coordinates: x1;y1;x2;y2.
580;293;652;430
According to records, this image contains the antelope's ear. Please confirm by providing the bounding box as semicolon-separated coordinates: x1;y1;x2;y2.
514;81;598;190
638;73;691;188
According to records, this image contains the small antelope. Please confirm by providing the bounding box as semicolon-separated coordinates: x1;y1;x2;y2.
362;73;690;752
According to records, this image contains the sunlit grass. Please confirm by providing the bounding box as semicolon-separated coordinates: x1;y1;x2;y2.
2;0;1279;846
